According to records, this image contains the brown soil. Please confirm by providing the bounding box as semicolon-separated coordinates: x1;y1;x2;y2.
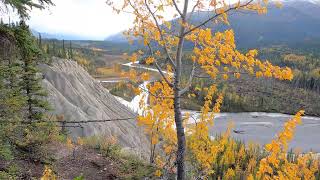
0;143;124;180
0;158;44;179
54;145;120;180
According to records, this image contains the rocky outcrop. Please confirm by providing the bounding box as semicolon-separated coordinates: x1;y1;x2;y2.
41;57;149;157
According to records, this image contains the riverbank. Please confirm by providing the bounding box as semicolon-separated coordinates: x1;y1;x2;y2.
112;88;320;152
100;61;320;152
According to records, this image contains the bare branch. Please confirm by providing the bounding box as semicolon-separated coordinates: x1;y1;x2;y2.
187;0;200;22
144;0;177;68
146;43;174;87
174;0;189;91
172;0;183;17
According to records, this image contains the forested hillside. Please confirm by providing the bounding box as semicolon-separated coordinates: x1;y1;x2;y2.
0;22;154;180
100;0;320;117
0;1;152;179
0;17;58;180
175;44;320;116
106;0;320;48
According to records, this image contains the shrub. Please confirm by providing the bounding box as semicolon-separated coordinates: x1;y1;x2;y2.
83;136;121;158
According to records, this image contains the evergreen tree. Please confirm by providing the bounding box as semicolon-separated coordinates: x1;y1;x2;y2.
0;0;56;172
0;22;56;160
1;0;54;18
14;21;49;121
0;24;25;122
62;39;66;58
0;24;26;160
38;33;42;49
52;40;56;56
46;44;50;55
69;41;73;59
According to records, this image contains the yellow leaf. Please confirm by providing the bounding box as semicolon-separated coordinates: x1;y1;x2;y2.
155;170;162;177
158;5;164;11
223;74;229;80
66;137;73;150
145;57;155;65
234;72;241;79
141;72;150;81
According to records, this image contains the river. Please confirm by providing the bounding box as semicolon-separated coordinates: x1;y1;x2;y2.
111;61;320;152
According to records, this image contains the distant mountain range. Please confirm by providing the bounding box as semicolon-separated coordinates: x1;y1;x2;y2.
105;0;320;48
33;0;320;45
104;33;127;42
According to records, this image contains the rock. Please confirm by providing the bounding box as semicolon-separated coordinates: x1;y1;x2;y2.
41;57;150;158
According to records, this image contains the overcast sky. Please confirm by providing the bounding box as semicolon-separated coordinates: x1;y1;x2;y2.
23;0;233;40
0;0;252;40
23;0;133;40
2;0;302;40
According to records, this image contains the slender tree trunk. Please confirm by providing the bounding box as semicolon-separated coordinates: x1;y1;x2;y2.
174;41;186;179
174;1;189;179
174;86;186;179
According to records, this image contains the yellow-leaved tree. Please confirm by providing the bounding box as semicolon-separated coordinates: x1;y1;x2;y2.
106;0;296;179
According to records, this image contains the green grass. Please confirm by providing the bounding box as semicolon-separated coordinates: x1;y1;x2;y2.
83;136;155;179
109;82;137;102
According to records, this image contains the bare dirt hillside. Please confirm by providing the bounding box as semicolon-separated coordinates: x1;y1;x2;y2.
41;57;149;157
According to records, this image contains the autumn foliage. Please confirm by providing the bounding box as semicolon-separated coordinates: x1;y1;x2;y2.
107;0;320;179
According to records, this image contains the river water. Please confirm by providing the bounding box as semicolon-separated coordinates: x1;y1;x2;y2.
113;61;320;152
187;111;320;152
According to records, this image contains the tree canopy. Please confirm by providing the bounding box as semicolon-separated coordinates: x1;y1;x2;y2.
106;0;313;179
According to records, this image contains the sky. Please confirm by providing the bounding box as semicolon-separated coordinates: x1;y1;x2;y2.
1;0;177;40
2;0;311;40
1;0;225;40
25;0;133;40
22;0;233;40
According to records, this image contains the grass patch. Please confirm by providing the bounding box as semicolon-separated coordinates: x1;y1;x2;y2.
109;82;136;102
82;136;155;179
118;154;155;180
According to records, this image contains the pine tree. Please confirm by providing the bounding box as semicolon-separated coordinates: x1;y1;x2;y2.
38;33;42;49
62;39;66;58
0;23;26;160
52;40;56;56
69;41;73;59
1;0;54;19
0;0;56;165
46;44;50;55
0;24;25;121
14;21;50;122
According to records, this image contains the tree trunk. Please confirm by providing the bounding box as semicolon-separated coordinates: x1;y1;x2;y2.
174;33;186;180
174;1;189;179
174;87;186;179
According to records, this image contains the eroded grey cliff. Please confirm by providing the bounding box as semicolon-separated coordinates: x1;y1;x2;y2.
41;57;149;157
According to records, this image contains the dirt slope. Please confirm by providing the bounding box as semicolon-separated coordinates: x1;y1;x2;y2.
41;57;149;157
